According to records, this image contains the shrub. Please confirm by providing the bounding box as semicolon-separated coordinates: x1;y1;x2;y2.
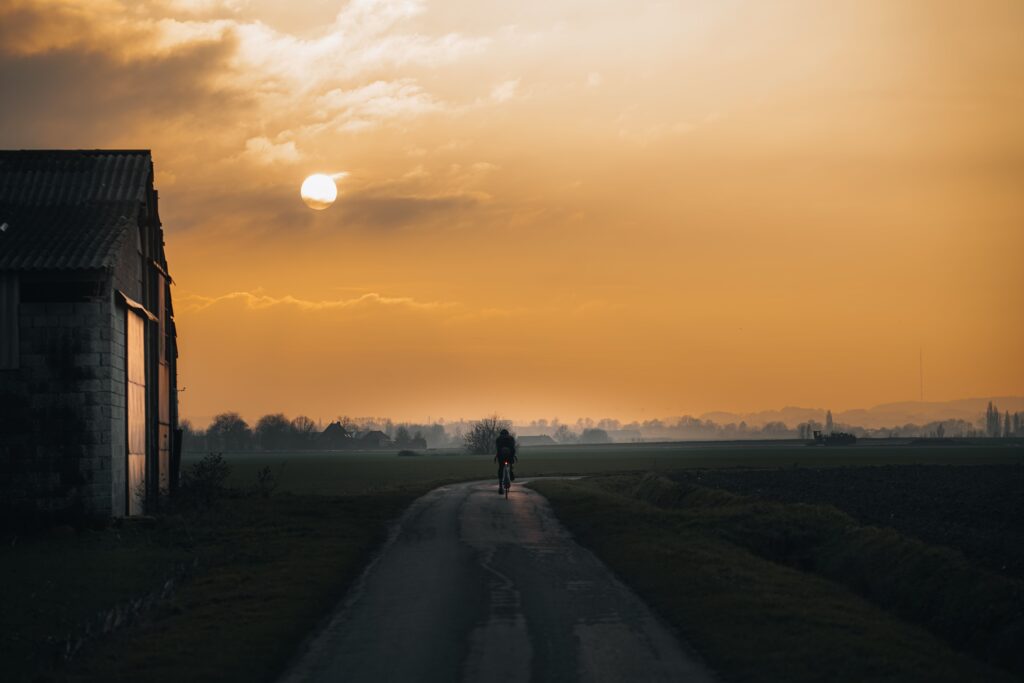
253;465;281;498
177;452;231;508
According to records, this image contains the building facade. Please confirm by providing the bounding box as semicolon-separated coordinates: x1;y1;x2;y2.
0;150;179;520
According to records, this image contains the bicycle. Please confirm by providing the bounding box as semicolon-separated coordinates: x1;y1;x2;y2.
500;461;512;499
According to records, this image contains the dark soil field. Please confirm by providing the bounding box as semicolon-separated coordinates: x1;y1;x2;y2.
670;464;1024;579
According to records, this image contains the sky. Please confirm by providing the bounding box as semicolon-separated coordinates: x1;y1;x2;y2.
2;0;1022;425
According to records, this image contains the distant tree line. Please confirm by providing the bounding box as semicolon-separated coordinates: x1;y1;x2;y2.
985;401;1022;438
181;413;456;452
181;403;1024;453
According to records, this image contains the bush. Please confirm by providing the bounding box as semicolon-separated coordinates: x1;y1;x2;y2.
253;465;282;498
177;452;231;508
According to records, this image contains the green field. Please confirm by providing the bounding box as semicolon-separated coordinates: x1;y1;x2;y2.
187;440;1024;495
531;467;1024;682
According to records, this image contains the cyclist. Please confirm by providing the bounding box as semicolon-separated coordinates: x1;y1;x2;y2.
494;428;517;492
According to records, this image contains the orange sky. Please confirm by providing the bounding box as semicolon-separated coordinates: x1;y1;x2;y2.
3;0;1022;425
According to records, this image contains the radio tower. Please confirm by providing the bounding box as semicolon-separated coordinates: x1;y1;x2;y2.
919;347;923;403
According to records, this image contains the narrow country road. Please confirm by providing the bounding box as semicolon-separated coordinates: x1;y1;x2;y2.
279;479;716;683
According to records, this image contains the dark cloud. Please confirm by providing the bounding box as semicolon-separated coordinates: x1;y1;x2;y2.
163;183;316;237
0;38;246;147
336;192;482;230
166;186;483;238
0;4;106;54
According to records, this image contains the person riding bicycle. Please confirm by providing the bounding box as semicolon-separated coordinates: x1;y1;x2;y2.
494;428;517;491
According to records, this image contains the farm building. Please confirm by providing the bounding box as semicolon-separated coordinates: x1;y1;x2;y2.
319;421;352;449
0;150;179;520
357;430;392;448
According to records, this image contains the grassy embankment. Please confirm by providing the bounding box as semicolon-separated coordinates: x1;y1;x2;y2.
530;466;1024;683
0;472;444;683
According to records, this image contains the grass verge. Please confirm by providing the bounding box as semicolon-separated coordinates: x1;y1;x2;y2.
1;484;440;683
530;475;1019;683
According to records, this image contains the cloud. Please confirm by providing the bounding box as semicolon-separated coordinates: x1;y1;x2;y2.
0;0;488;151
240;136;301;165
0;38;244;147
162;0;248;14
337;191;485;229
178;290;457;313
313;80;444;134
0;1;145;57
586;72;603;88
489;79;520;103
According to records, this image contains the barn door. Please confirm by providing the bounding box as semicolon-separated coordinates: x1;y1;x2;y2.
127;309;147;516
157;275;170;495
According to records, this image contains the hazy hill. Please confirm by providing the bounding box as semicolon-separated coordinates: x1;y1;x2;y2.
700;396;1024;430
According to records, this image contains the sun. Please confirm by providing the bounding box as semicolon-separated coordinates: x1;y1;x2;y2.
300;174;338;210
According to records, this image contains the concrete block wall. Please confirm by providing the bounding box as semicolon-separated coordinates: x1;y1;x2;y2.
0;297;120;520
112;231;143;302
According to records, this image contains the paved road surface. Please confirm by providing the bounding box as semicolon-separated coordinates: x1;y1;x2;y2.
279;479;715;683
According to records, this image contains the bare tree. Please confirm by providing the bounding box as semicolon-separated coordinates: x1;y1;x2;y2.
207;412;252;451
553;424;577;444
291;415;317;447
986;401;1001;437
464;415;512;454
255;413;293;450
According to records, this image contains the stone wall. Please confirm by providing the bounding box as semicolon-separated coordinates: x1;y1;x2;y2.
0;297;119;521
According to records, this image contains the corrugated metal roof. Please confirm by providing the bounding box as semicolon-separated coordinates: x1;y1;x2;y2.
0;150;152;271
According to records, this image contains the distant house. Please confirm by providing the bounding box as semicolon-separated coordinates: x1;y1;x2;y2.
0;150;179;520
319;421;352;449
358;430;392;449
607;429;643;442
517;434;556;447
